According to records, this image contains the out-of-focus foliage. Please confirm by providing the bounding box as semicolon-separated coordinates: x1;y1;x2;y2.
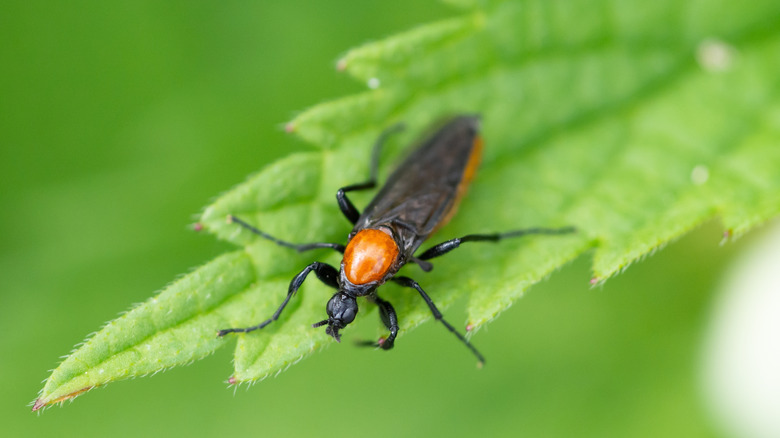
3;1;774;436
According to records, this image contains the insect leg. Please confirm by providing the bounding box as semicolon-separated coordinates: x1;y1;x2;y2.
336;123;405;224
218;262;339;336
417;226;575;261
228;215;346;253
375;297;400;349
392;276;485;365
358;295;400;350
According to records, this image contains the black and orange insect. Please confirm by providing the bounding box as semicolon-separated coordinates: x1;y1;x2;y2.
218;115;573;364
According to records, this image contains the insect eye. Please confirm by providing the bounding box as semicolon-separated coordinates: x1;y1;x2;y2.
340;304;357;324
326;293;357;324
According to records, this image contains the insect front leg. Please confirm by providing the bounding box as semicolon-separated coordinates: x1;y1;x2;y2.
376;297;399;349
392;276;485;365
218;262;339;336
336;123;405;224
360;295;399;350
227;215;345;253
417;226;575;261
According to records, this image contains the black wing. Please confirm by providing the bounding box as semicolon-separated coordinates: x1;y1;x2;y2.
353;115;483;256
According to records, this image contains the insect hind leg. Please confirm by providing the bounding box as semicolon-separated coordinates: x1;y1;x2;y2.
336;123;405;224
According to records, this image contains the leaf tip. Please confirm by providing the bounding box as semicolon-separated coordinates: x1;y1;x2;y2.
722;228;733;244
336;58;347;71
590;277;600;285
228;376;237;385
31;399;46;412
285;122;296;133
193;222;204;232
32;386;95;412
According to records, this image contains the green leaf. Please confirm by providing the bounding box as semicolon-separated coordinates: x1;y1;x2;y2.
36;0;780;409
34;251;255;410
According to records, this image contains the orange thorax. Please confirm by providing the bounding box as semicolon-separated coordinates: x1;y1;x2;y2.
343;228;399;285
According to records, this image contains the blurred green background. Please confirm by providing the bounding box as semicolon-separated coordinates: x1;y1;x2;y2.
0;1;755;436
